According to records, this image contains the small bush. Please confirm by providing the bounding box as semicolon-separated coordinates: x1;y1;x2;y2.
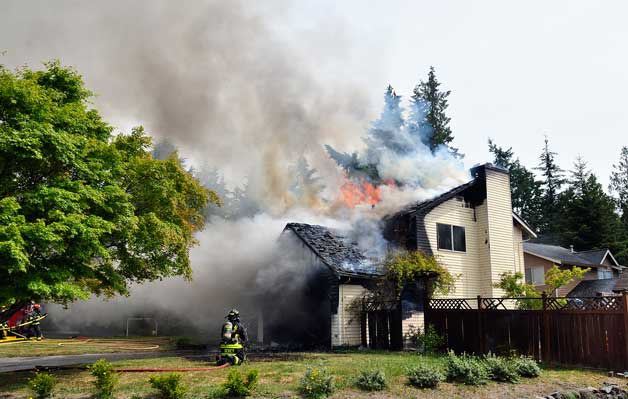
407;364;444;389
513;356;541;378
298;367;334;399
149;373;187;399
355;369;387;391
28;372;56;399
89;359;118;399
445;351;489;386
413;325;445;353
222;368;259;397
484;354;519;383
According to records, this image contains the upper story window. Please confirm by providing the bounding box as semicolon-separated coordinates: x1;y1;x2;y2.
597;268;612;280
437;223;466;252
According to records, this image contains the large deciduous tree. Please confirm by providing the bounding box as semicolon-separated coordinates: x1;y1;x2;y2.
0;61;218;305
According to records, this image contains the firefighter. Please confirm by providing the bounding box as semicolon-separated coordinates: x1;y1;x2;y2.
219;309;247;365
26;301;43;340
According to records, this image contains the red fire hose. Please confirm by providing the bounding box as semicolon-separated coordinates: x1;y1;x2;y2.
115;363;230;373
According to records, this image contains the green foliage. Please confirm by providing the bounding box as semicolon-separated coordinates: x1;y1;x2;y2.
536;136;566;234
494;272;541;309
445;351;489;386
406;364;444;389
484;354;519;383
149;373;187;399
489;139;543;230
384;251;455;296
556;158;624;258
0;62;217;305
88;359;118;399
28;372;56;399
298;367;334;399
408;324;445;353
545;265;589;292
355;369;387;391
513;356;542;378
222;369;258;397
410;66;458;155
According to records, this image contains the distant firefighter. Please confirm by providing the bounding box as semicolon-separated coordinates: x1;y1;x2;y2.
218;309;247;365
25;301;44;340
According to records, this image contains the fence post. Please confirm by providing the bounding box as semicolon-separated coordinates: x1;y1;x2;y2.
477;295;484;354
541;292;551;364
360;301;368;348
622;291;628;369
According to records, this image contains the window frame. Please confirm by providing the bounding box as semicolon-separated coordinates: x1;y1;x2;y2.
436;223;467;253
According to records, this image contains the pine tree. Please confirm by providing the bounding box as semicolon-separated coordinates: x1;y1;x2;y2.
488;139;544;231
409;66;458;155
556;158;621;253
536;137;565;234
610;146;628;223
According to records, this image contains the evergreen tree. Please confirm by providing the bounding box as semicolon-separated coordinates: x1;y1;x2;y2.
536;137;565;234
409;66;458;155
555;158;622;253
610;146;628;224
488;139;544;231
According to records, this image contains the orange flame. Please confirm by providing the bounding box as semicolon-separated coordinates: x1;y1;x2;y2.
340;179;383;208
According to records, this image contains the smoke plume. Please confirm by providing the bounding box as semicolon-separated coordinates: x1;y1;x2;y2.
1;1;468;340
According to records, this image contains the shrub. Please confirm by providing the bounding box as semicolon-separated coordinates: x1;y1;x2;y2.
298;367;334;399
413;325;445;353
445;351;489;386
406;364;444;389
149;373;187;399
89;359;118;399
355;369;387;391
484;354;519;383
222;369;259;397
513;356;541;378
28;372;56;399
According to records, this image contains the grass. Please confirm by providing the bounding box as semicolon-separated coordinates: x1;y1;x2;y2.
0;351;620;398
0;337;174;358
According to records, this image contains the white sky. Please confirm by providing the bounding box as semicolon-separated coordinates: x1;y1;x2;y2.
2;1;627;189
266;0;628;188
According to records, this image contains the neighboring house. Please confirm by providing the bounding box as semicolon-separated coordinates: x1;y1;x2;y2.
266;163;536;348
523;242;624;296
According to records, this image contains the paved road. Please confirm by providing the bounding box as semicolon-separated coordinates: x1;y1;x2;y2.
0;351;206;373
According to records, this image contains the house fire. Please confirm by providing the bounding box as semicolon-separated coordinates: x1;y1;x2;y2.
259;163;536;349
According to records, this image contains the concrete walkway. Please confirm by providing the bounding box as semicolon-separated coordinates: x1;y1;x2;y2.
0;351;202;373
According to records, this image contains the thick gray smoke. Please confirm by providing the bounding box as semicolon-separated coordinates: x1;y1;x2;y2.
1;1;467;340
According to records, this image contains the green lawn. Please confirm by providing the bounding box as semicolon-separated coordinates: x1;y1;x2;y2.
0;337;174;358
0;351;619;398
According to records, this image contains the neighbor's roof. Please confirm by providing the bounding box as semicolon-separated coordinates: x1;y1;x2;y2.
283;223;383;278
523;242;621;269
568;278;628;297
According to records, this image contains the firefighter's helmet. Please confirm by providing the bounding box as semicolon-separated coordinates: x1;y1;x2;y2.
227;309;240;321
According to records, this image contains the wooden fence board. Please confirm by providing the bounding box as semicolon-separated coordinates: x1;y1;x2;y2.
426;294;628;370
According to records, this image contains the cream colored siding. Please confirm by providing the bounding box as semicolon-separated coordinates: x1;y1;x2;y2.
513;225;525;275
402;312;424;346
424;168;519;298
331;284;367;347
484;169;516;296
424;197;482;297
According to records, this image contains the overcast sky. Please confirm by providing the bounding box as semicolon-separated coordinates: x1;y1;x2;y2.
2;1;626;189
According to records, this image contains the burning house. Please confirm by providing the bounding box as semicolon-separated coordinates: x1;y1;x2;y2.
261;163;536;349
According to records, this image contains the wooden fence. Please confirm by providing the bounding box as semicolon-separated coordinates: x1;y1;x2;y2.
360;308;403;350
425;292;628;370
